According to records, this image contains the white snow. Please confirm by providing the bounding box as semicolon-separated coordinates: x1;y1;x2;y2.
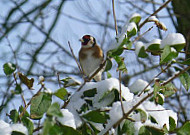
66;78;134;128
135;41;145;56
160;33;186;48
130;13;141;19
146;39;161;49
64;77;81;87
57;109;76;129
38;76;44;84
64;78;177;134
0;120;28;135
7;62;15;70
127;22;137;33
0;120;12;135
11;124;28;135
44;88;52;94
129;79;151;93
148;16;159;22
171;47;177;53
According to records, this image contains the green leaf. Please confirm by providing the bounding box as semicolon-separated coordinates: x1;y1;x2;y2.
108;46;124;57
3;63;16;75
21;117;34;135
107;71;112;78
114;56;127;73
160;83;177;98
82;110;109;123
18;72;34;89
155;94;164;105
61;125;81;135
129;15;141;24
54;88;68;100
170;43;185;52
47;102;63;117
177;121;190;135
120;120;135;135
61;77;81;87
42;118;54;135
139;126;165;135
9;109;19;123
160;46;178;64
177;58;190;65
120;37;131;48
11;131;25;135
15;84;22;94
136;109;147;123
83;88;97;98
127;26;137;37
19;106;29;117
137;46;148;58
149;115;158;124
147;43;160;51
104;58;112;71
30;92;52;119
169;116;176;132
179;72;190;91
43;119;82;135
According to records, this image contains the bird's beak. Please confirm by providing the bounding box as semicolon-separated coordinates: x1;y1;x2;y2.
79;38;84;42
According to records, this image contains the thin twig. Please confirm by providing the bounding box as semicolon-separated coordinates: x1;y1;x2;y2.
68;41;84;77
161;66;190;86
119;71;125;114
57;72;62;88
132;26;154;44
138;62;172;96
112;0;118;35
112;0;125;119
139;0;173;29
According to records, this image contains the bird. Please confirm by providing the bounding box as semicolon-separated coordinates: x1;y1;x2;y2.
79;35;104;81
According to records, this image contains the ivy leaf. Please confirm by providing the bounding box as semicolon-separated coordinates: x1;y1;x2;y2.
177;121;190;135
179;72;190;91
47;102;63;117
3;62;16;75
136;109;147;123
160;46;178;64
54;88;68;100
18;72;34;90
30;92;52;119
82;110;109;123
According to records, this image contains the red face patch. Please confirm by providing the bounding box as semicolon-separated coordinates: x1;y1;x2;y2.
82;35;91;45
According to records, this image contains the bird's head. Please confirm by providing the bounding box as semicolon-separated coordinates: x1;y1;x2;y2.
79;35;96;48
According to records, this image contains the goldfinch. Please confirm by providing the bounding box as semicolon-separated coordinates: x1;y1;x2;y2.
79;35;104;81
